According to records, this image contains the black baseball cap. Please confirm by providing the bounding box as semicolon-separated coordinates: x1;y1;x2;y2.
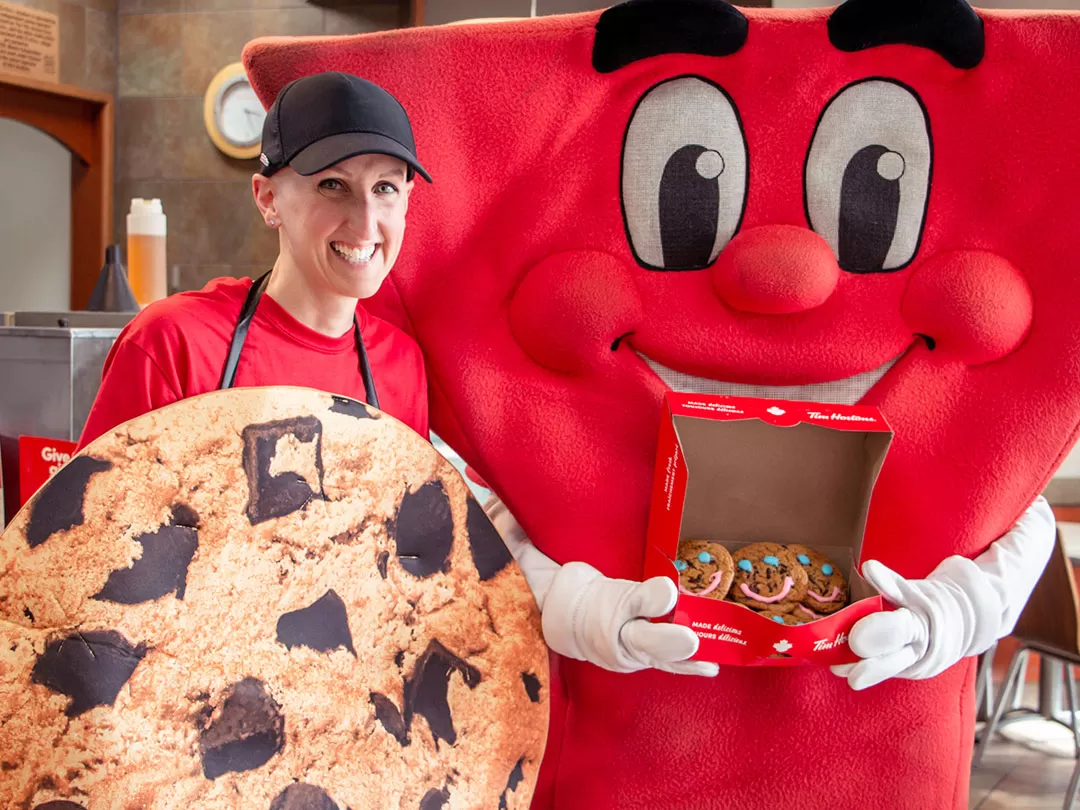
259;71;432;183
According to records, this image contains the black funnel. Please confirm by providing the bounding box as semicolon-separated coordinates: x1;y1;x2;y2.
87;244;140;312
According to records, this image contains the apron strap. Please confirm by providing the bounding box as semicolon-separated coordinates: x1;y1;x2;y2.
355;317;379;411
220;270;380;412
219;270;271;390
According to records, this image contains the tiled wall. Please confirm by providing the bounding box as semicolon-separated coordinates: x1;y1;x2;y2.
10;0;117;95
114;0;407;294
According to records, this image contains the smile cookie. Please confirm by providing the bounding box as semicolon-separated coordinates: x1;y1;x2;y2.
787;544;849;616
729;542;808;614
674;540;734;600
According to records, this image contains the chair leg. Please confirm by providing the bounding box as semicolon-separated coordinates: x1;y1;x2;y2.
975;646;1029;768
1065;663;1080;758
976;642;997;722
1067;754;1080;810
1059;663;1080;810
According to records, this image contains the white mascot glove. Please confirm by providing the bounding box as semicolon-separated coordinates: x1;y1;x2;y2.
832;496;1056;691
484;496;719;677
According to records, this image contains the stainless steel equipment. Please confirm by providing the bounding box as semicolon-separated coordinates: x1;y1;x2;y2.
0;321;124;524
7;311;136;329
0;325;122;442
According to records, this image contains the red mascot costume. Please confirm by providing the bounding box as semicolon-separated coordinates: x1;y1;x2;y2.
245;2;1080;807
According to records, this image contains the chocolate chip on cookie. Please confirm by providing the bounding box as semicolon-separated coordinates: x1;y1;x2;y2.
371;640;482;748
465;497;513;581
408;640;482;746
276;589;356;656
522;672;542;703
329;394;378;420
393;481;455;578
242;417;325;524
26;455;112;548
674;540;734;600
269;783;341;810
500;758;527;809
786;544;849;616
199;678;285;779
370;692;410;746
92;520;198;604
420;788;451;809
729;542;809;614
31;630;146;717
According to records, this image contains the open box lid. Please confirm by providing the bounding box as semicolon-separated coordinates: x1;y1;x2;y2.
647;393;893;579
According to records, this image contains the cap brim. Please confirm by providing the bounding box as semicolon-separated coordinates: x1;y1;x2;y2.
289;132;433;183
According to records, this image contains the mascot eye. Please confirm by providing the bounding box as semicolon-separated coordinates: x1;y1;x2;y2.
622;76;748;271
805;79;931;274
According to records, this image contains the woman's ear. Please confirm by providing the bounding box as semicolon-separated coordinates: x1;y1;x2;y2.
252;173;278;226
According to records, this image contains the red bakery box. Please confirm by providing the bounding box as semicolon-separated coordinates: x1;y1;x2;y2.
643;393;893;667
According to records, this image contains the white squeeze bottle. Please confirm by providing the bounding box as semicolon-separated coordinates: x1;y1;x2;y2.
126;198;167;306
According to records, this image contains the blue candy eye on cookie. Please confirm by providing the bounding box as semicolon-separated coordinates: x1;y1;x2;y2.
674;559;689;572
763;555;780;567
822;564;834;576
797;554;811;565
698;552;713;564
738;559;753;573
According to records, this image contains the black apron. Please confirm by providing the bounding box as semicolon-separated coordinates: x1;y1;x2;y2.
218;270;380;409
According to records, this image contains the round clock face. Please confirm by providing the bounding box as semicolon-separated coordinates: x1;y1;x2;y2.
216;78;265;149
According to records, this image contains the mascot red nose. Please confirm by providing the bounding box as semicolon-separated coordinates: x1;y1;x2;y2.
245;1;1080;807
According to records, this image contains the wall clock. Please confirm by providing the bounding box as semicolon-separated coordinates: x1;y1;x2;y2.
203;62;266;160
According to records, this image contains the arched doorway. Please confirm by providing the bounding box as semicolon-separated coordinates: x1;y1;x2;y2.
0;73;113;310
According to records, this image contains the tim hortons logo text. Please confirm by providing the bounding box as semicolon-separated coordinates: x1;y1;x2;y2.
813;631;849;652
807;411;876;423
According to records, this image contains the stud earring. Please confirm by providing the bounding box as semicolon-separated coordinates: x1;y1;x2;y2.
267;218;277;227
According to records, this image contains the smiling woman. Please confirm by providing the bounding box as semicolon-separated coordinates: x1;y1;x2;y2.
76;71;435;454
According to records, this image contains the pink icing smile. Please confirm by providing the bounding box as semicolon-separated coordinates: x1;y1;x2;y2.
808;586;841;604
680;572;725;597
739;576;794;604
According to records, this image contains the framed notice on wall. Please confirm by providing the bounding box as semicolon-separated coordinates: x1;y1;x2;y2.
0;0;57;83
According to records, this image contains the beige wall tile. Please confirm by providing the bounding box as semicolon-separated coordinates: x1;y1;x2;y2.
251;6;322;37
118;0;184;13
181;96;260;180
180;12;252;96
186;0;249;13
116;97;186;179
118;13;184;96
84;8;117;96
59;1;86;86
323;2;401;34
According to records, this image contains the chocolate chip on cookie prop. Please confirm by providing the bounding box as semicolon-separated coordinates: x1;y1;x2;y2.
675;540;733;600
787;544;849;616
0;386;548;808
729;542;808;614
644;395;892;666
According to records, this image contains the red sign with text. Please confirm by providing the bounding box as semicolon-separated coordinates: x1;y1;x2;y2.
19;436;77;509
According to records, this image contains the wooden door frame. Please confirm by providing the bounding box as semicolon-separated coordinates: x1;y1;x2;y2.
0;72;114;311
